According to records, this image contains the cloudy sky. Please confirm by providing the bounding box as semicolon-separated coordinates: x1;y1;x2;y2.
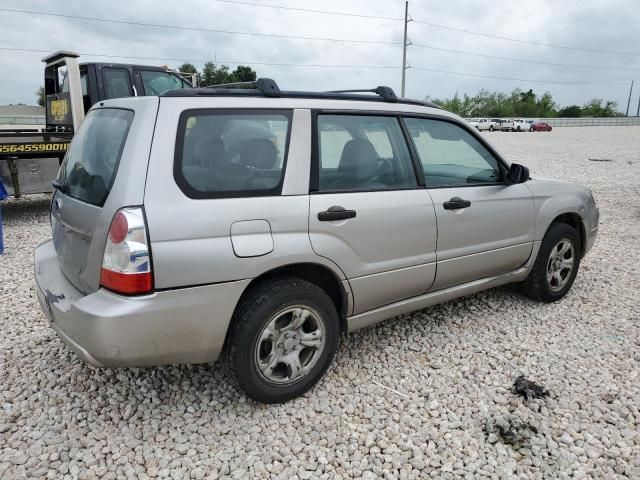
1;0;639;111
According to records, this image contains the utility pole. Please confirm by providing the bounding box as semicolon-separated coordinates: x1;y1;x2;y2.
625;80;634;116
401;1;409;97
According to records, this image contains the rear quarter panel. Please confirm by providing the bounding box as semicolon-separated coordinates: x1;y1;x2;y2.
143;98;347;292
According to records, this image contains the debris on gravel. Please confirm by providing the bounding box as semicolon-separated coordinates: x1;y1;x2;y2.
483;415;538;446
512;375;549;401
1;127;639;479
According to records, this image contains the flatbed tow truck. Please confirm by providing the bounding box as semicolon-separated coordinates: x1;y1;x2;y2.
0;51;192;197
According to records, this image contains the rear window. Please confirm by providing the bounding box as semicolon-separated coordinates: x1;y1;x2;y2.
58;108;133;206
175;109;291;199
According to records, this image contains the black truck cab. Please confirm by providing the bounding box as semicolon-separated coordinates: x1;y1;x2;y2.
1;51;191;196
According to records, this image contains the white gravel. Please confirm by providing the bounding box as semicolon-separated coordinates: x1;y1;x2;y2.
1;126;639;479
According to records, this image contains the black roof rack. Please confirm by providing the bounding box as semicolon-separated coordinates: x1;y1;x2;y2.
208;78;281;97
326;86;398;102
161;77;439;108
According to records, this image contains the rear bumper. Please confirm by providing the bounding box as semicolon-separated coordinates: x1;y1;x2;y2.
34;239;250;367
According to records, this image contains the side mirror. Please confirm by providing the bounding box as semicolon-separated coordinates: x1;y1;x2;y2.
508;163;529;184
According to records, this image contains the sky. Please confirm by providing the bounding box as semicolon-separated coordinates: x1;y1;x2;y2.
0;0;639;111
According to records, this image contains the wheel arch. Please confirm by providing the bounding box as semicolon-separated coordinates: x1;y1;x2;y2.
548;212;586;256
232;262;351;334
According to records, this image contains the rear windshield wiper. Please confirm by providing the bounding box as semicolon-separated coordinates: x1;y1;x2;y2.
52;179;69;194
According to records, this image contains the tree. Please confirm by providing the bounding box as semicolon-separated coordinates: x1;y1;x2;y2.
195;62;258;87
582;98;621;117
36;86;45;107
536;92;557;118
178;63;200;85
232;65;257;82
201;61;217;86
558;105;582;117
424;88;621;118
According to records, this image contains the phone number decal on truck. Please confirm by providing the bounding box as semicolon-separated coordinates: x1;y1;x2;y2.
0;143;70;153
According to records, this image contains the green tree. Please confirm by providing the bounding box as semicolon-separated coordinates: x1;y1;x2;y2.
536;92;557;118
231;65;257;82
557;105;581;117
425;88;621;118
36;86;45;107
178;63;200;85
582;98;621;117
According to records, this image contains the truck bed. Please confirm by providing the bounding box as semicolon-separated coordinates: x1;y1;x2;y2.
0;131;72;197
0;131;72;157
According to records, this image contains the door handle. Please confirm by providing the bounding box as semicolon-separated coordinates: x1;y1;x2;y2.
443;197;471;210
318;206;357;221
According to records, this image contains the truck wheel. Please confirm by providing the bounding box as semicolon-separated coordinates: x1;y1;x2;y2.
522;223;581;303
489;125;494;131
223;277;340;403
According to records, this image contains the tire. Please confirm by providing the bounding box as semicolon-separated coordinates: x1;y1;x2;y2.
517;126;522;132
522;223;581;302
223;277;340;403
529;127;534;132
489;125;494;131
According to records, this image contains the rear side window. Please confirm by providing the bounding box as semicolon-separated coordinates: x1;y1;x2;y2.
58;108;133;206
175;110;291;198
102;68;132;99
316;115;417;192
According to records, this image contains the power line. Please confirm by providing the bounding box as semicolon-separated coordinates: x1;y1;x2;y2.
213;0;402;21
412;19;640;57
0;46;400;69
411;67;629;86
411;43;640;72
213;0;473;20
0;46;629;87
0;7;401;45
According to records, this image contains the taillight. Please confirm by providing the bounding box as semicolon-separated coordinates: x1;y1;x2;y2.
100;207;153;295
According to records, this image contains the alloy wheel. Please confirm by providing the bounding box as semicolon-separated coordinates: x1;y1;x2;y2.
254;306;326;385
546;238;575;292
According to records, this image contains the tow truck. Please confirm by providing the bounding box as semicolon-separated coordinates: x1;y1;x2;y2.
0;51;192;197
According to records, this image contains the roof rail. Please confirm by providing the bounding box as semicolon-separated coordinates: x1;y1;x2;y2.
160;79;439;108
206;78;281;97
326;86;398;103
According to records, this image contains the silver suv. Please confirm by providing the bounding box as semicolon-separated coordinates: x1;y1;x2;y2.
34;79;599;403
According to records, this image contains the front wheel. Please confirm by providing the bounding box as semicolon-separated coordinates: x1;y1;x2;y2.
529;127;534;132
223;277;340;403
522;223;581;302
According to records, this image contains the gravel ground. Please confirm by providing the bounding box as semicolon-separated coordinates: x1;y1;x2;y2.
1;126;639;479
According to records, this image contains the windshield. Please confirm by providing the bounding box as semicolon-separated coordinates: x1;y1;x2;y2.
140;70;189;95
58;108;134;206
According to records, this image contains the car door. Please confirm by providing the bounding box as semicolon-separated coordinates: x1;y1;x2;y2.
403;116;535;290
308;113;438;315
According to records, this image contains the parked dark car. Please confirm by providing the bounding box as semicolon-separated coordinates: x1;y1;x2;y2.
530;122;552;132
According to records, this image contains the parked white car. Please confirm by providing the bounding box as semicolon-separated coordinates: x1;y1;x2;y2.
467;118;497;131
502;119;529;132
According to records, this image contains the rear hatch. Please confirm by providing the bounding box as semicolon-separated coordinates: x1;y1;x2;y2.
50;98;157;294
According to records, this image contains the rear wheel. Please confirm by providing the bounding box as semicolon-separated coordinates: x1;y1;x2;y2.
529;126;534;132
522;223;580;302
223;277;340;403
489;125;494;131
